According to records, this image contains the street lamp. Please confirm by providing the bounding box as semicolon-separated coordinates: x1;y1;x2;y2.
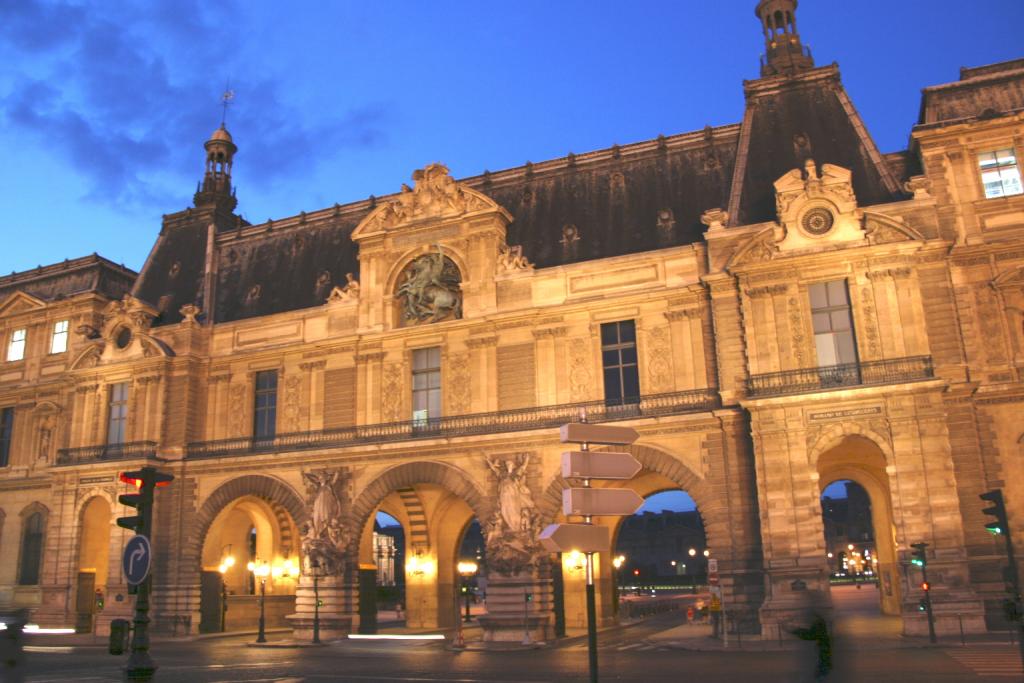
247;559;271;643
688;547;697;557
457;561;478;623
217;551;235;633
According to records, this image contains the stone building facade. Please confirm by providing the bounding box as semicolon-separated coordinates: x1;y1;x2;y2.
1;2;1023;642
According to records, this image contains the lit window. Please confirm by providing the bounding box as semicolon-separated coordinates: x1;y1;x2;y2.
106;382;129;445
7;328;26;362
979;149;1023;199
601;320;640;406
50;320;69;354
809;281;858;367
253;370;278;440
412;347;441;426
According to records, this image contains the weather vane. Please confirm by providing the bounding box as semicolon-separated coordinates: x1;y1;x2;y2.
221;84;235;126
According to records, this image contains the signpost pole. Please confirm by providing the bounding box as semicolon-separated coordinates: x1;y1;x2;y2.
585;551;599;683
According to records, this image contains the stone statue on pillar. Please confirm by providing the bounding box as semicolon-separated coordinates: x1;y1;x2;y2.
300;469;350;575
485;453;541;575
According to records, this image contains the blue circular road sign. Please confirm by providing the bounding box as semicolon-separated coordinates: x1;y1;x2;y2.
123;535;152;586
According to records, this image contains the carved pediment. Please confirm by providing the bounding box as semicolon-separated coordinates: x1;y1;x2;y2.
352;163;511;239
993;265;1024;291
0;291;48;318
862;211;926;245
727;226;779;269
774;161;865;251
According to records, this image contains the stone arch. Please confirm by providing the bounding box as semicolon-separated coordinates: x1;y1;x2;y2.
384;244;470;298
73;488;116;521
348;461;490;552
538;442;725;553
809;421;894;466
188;475;307;567
17;502;49;586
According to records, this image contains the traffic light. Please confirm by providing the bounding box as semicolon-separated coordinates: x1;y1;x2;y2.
116;466;174;537
525;593;533;603
911;543;927;567
918;599;927;612
980;489;1008;536
921;581;930;592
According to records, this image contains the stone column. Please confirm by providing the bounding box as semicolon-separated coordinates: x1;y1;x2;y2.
300;360;327;431
532;327;565;406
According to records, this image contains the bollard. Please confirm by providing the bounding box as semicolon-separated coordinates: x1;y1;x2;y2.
109;618;131;656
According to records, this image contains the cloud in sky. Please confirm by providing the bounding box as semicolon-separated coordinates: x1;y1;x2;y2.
0;0;388;211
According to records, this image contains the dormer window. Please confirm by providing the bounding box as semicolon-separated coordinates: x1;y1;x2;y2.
979;148;1023;199
7;328;26;362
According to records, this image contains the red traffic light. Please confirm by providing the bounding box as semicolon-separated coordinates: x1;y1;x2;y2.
921;581;930;592
633;569;640;576
120;468;174;488
120;473;143;488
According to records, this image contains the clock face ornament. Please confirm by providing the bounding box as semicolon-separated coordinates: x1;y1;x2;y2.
801;208;834;236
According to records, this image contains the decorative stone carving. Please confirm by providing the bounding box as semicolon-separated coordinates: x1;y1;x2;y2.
327;273;360;303
497;244;533;273
179;303;201;325
859;286;880;358
645;327;672;393
228;383;246;437
863;212;924;245
700;208;729;232
283;375;303;432
358;163;495;233
730;228;778;268
75;324;100;340
485;454;541;575
447;352;471;415
773;161;865;251
567;337;594;401
381;363;403;422
300;469;350;576
904;175;933;200
395;245;462;325
788;297;807;366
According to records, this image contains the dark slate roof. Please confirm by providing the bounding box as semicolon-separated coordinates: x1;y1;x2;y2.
0;254;135;305
137;64;917;326
918;58;1024;127
729;65;904;226
464;127;738;270
133;221;209;325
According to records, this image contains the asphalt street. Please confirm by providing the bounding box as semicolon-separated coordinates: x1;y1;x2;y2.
16;612;1023;683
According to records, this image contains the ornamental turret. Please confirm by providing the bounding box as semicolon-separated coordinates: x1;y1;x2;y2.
756;0;815;77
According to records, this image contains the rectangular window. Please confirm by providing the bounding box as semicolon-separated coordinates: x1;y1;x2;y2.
809;280;858;367
106;382;129;445
979;148;1023;199
253;370;278;440
0;407;13;468
7;328;26;362
50;320;69;354
411;347;442;427
601;320;640;406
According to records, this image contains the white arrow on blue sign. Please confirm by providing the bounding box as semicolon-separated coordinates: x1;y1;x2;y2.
123;534;152;586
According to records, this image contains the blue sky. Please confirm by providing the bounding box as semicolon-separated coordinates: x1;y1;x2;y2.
2;1;1022;274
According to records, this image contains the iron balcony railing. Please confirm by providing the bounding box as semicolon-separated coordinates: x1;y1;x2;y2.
745;355;934;399
55;441;159;466
186;388;720;460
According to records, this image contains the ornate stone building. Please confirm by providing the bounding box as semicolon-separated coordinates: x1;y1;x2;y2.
1;2;1023;641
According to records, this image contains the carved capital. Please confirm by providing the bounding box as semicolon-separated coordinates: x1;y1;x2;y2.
744;284;790;298
299;360;328;372
665;308;704;322
466;335;499;349
355;351;386;363
532;326;567;339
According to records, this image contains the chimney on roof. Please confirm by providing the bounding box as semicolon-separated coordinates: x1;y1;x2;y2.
756;0;815;77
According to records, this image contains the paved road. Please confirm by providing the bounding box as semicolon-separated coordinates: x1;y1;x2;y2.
17;616;1023;683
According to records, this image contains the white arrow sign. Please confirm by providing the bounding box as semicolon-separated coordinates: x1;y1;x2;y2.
563;488;644;517
539;523;611;553
560;423;639;446
562;451;642;480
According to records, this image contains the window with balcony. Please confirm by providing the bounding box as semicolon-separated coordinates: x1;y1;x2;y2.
253;370;278;440
979;148;1023;199
106;382;129;445
601;320;640;406
810;280;858;368
412;347;441;428
7;328;26;362
0;407;12;468
50;320;69;354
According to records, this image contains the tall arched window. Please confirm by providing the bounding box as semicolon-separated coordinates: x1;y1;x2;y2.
19;510;45;585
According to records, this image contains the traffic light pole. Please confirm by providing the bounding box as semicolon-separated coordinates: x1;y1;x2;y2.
585;551;598;683
996;516;1024;666
126;574;156;681
920;561;936;644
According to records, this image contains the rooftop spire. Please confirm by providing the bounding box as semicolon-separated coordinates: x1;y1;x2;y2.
756;0;814;77
193;123;238;210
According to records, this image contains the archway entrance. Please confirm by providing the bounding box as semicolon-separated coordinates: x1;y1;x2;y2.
816;435;902;622
355;482;481;632
75;497;111;633
199;495;301;632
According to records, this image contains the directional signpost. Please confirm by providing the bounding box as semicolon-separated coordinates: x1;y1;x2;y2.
539;418;641;683
122;535;152;587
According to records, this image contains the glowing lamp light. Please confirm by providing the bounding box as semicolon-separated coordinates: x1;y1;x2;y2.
703;550;710;558
565;551;585;572
217;555;235;575
688;548;697;557
612;555;625;569
405;554;435;577
457;560;479;577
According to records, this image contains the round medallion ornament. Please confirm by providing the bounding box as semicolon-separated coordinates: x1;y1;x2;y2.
801;208;834;236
